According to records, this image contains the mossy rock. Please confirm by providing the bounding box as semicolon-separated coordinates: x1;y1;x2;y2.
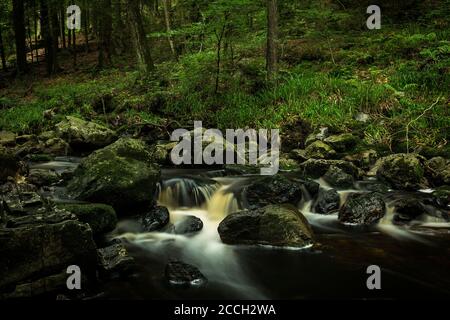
0;147;21;183
57;203;118;235
67;138;161;216
218;204;315;248
303;141;336;160
324;133;358;152
375;153;427;190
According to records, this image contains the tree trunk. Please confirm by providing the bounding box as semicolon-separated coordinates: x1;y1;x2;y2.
33;0;39;62
60;5;66;49
0;26;7;70
84;0;89;52
40;0;54;75
162;0;177;60
266;0;278;79
98;0;112;68
127;0;155;73
50;6;60;71
12;0;28;73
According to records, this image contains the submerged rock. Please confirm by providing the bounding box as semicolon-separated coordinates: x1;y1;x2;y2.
141;206;170;232
67;138;161;216
174;215;203;235
97;243;135;279
375;153;427;190
165;261;207;287
338;192;386;225
243;175;303;209
218;204;314;248
323;166;354;189
55;116;117;151
57;203;118;235
314;188;340;214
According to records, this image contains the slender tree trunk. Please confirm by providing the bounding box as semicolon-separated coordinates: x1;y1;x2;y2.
60;5;66;49
50;6;60;71
0;26;7;70
266;0;278;79
162;0;176;60
40;0;54;75
127;0;155;73
84;0;89;52
33;0;39;62
214;23;226;94
12;0;28;73
27;14;34;63
98;0;112;68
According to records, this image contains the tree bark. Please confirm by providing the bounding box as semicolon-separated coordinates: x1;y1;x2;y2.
12;0;28;73
162;0;177;60
98;0;112;68
40;0;55;75
127;0;155;73
266;0;278;79
0;26;7;70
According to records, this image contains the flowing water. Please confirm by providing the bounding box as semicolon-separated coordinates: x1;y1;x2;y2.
31;159;450;299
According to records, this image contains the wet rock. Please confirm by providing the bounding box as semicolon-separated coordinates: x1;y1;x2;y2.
55;116;117;151
280;119;312;152
165;260;207;287
375;153;427;190
218;204;315;247
338;192;386;225
303;141;336;159
97;243;135;279
152;141;177;165
0;131;16;147
141;206;170;232
314;188;340;214
324;133;357;152
27;168;60;187
41;138;71;156
392;198;426;225
67;138;161;216
344;149;379;170
305;127;329;146
279;156;300;170
5;209;76;228
323;166;354;189
57;203;118;235
38;130;57;141
224;164;261;176
298;159;361;179
15;134;36;145
243;175;303;209
289;149;308;162
425;157;450;186
0;147;22;183
432;186;450;209
0;218;97;290
174;215;203;234
2;187;43;215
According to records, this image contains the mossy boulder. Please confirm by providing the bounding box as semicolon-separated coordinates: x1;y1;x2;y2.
55;116;117;151
323;165;354;189
324;133;358;152
303;141;336;159
218;204;315;248
425;157;450;187
67;138;161;216
298;159;361;179
57;203;118;235
375;153;427;190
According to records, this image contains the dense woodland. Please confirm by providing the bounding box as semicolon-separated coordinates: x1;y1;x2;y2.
0;0;449;155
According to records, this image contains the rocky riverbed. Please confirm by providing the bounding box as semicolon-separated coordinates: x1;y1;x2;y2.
0;116;449;299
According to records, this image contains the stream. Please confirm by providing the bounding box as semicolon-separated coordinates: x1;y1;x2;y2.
33;160;450;300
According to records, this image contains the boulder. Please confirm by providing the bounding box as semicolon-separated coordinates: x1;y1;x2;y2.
338;192;386;225
57;203;118;235
67;138;161;215
0;131;16;147
243;175;303;209
392;198;426;225
344;149;379;169
97;243;135;279
323;166;354;189
141;206;170;232
303;141;336;159
298;159;361;179
324;133;357;152
304;127;329;147
41;138;71;156
55;116;117;151
218;204;314;248
0;147;22;183
27;168;60;187
314;188;340;214
165;260;207;287
425;157;450;186
0;218;97;290
375;154;427;190
174;215;203;235
432;186;450;209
